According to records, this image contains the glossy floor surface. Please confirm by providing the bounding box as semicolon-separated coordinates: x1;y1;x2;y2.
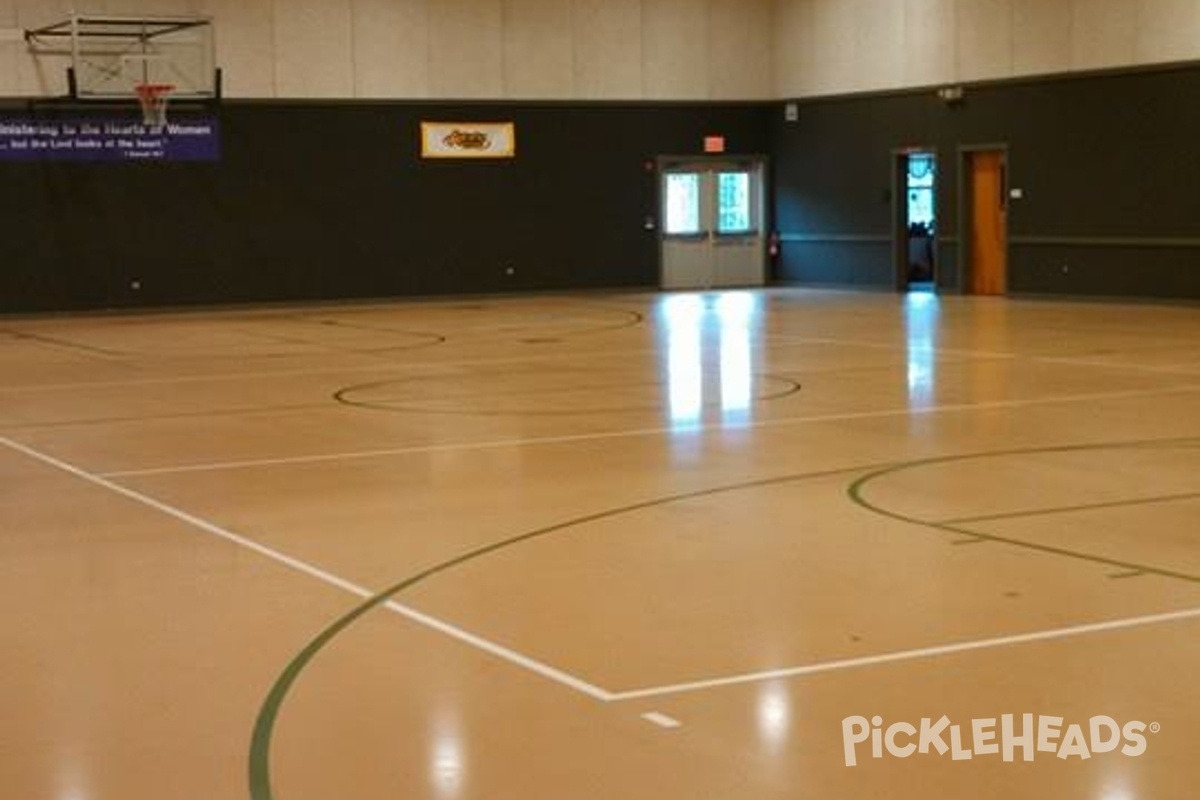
2;289;1199;800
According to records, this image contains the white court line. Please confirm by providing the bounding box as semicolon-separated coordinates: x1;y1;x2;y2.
382;600;612;700
4;329;1197;396
102;383;1200;478
0;343;674;396
0;435;614;703
608;606;1200;702
641;712;683;728
768;334;1200;376
0;336;901;395
8;433;1200;711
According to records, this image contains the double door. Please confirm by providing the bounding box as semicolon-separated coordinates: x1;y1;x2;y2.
660;160;766;290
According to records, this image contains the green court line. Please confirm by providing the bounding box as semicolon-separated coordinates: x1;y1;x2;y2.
251;434;1200;799
247;462;879;800
939;490;1200;526
847;438;1200;585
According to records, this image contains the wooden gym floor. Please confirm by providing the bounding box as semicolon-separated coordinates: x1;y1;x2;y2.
2;288;1198;800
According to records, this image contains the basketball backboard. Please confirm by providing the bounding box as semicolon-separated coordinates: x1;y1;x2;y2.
24;15;218;100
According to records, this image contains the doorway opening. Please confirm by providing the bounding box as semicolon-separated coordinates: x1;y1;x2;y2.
893;150;939;293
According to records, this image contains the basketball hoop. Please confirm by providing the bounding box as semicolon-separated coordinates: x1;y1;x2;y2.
135;83;175;127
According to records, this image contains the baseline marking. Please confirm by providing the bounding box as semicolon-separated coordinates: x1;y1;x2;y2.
102;383;1200;478
0;435;613;702
3;328;1196;396
608;605;1200;702
641;712;683;729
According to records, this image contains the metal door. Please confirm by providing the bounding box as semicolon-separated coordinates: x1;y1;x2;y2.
660;160;765;290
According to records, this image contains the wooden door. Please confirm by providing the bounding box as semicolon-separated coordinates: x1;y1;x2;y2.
968;151;1007;295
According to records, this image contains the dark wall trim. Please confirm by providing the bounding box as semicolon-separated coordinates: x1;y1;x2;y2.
1011;236;1200;248
779;233;890;243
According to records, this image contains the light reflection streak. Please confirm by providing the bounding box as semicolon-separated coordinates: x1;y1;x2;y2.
430;718;466;798
661;292;758;430
904;290;939;407
664;294;704;427
718;293;754;422
756;682;792;749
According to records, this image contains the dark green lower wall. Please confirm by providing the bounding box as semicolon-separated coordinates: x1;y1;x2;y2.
1010;243;1200;297
0;101;771;313
5;64;1199;314
772;64;1200;300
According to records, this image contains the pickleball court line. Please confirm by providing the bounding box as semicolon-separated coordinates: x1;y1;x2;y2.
0;435;614;702
606;605;1200;701
10;432;1200;711
102;382;1200;477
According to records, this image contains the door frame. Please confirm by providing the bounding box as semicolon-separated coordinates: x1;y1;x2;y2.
957;143;1010;295
656;154;771;290
891;146;940;292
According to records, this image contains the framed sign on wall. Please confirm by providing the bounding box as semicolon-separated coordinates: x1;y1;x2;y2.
420;122;515;159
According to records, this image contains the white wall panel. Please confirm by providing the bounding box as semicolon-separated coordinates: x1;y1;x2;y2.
855;0;905;91
17;0;103;26
503;0;574;98
352;0;429;98
8;0;1200;101
273;0;353;97
1070;0;1136;70
903;0;957;87
104;0;204;14
0;0;16;96
0;43;17;96
1136;0;1200;63
1011;0;1070;76
773;0;815;97
642;0;710;99
202;0;277;97
708;0;772;99
957;0;1012;81
428;0;503;98
572;0;642;99
15;0;82;96
807;0;858;94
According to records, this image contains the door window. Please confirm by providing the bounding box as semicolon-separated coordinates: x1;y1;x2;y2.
664;173;702;235
716;172;752;234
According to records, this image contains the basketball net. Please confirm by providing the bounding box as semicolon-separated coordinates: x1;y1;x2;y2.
135;83;174;128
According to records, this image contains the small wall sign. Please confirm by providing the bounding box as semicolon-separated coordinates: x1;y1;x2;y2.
421;122;516;159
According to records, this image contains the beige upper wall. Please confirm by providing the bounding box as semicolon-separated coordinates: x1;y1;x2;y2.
1;0;1198;99
0;0;774;99
775;0;1200;98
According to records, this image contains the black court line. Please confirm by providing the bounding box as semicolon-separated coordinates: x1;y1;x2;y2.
938;490;1200;526
0;328;130;358
250;435;1199;800
332;372;803;417
0;401;336;431
296;304;644;340
235;326;448;357
848;439;1200;585
247;460;887;800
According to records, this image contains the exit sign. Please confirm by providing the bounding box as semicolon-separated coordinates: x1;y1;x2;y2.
703;135;726;153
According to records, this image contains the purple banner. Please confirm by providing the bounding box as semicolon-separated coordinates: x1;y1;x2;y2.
0;117;220;162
